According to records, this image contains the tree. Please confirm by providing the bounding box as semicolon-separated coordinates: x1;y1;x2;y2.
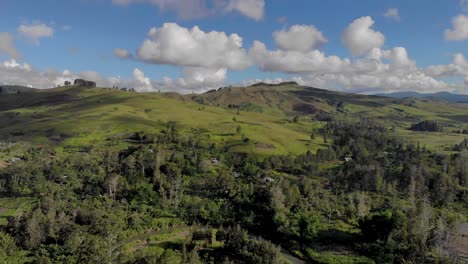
105;174;120;200
0;231;27;263
359;211;393;243
410;120;443;132
159;249;181;264
293;116;299;123
298;212;320;243
188;249;202;264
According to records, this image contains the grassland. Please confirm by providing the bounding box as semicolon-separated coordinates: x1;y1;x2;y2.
0;83;467;156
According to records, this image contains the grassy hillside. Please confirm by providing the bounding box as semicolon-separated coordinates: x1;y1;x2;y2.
0;86;325;156
192;82;468;151
1;83;467;264
0;85;37;94
0;83;467;156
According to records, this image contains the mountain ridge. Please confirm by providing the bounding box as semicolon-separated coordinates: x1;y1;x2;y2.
376;91;468;103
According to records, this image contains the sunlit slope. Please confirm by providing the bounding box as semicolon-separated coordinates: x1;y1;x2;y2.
191;82;468;150
0;86;325;155
0;83;467;155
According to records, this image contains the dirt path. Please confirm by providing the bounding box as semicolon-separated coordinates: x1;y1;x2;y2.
0;161;9;169
279;248;307;264
448;223;468;261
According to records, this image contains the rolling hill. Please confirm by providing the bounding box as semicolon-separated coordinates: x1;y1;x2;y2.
376;91;468;103
0;85;37;94
0;83;467;156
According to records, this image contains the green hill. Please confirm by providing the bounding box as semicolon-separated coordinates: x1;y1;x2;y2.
0;83;467;156
0;85;38;94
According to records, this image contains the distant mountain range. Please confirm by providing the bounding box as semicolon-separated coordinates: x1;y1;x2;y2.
376;91;468;103
0;85;37;94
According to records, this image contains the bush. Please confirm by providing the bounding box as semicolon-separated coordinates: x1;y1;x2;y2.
410;120;443;132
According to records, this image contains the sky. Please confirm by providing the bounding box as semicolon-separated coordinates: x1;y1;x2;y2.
0;0;468;94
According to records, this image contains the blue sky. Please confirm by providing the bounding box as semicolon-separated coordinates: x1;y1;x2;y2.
0;0;467;93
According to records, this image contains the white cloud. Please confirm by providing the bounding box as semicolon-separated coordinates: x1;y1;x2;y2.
18;22;54;44
383;8;400;21
0;58;227;93
445;14;468;41
181;67;226;86
137;23;252;70
342;16;385;56
250;40;349;74
114;48;131;59
112;0;265;20
273;25;327;52
425;53;468;78
250;39;455;93
0;32;22;59
132;68;153;91
225;0;265;21
3;59;31;71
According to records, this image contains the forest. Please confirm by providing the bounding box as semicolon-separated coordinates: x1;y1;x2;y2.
0;117;467;264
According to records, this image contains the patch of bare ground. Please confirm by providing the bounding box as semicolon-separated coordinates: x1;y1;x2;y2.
447;223;468;261
0;161;10;169
255;142;275;149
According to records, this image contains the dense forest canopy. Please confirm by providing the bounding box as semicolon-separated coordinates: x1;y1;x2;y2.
0;117;467;263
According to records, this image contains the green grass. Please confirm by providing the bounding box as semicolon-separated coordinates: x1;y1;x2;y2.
0;197;37;226
0;85;467;156
305;248;375;264
0;86;326;155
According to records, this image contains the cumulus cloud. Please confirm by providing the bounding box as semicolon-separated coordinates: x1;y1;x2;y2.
273;25;327;52
3;17;466;94
225;0;265;21
250;41;349;74
181;67;227;86
0;32;22;59
3;59;31;71
119;67;227;93
425;53;468;78
384;8;400;21
18;22;54;44
445;14;468;41
132;68;153;90
342;16;385;56
112;0;265;20
114;48;131;59
250;38;454;93
136;23;252;70
0;58;229;93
